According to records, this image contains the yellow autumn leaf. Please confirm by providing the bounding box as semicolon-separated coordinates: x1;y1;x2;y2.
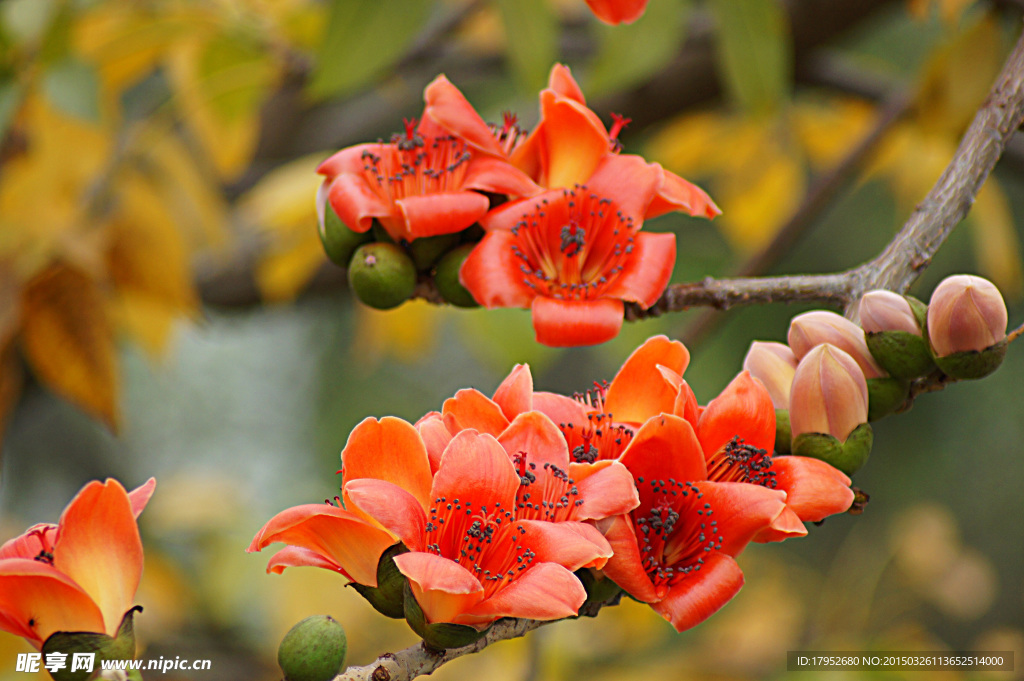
19;265;119;430
256;235;326;302
968;179;1024;300
793;96;876;169
108;289;182;359
353;299;450;366
647;110;737;176
908;0;980;25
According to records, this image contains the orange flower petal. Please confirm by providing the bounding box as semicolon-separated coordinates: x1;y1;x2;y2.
492;364;534;421
497;411;570;469
569;460;640;520
695;481;789;557
753;505;808;543
328;173;391;233
248;503;396;587
345;479;427;552
0;559;106;647
697;371;776;461
533;391;588;429
340;416;433;511
646;166;721;220
393;551;484;624
619;414;707;513
547;64;586;104
317;143;388;178
585;154;661;223
600;231;676;308
462;156;541;199
127;478;157;519
539;92;609;189
649;552;743;632
442;388;510;438
531;297;623;347
455;562;585;626
433;430;520;511
423;75;505;157
459;231;537;308
395;191;490;239
596;514;658;602
415;412;452;474
769;456;854;523
604;336;690;424
52;479;141;637
521;519;612;570
265;546;345;576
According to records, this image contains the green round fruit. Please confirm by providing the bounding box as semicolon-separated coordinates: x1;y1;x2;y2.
409;234;460;272
278;615;347;681
434;244;480;308
319;206;372;267
348;242;417;310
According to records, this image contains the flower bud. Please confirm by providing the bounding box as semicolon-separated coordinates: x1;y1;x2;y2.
43;607;141;681
409;233;460;272
742;341;797;410
859;290;922;335
927;275;1008;380
317;181;372;267
348;242;417;310
790;344;868;442
788;310;886;379
928;275;1007;354
859;291;935;381
436;243;480;308
278;615;348;681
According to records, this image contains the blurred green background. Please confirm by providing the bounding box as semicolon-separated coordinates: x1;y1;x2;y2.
1;0;1023;679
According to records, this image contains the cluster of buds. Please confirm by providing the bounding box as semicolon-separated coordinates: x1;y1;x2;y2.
744;274;1009;475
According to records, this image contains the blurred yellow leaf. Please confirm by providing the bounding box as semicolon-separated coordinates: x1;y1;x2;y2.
20;265;119;430
354;299;449;366
109;290;181;359
968;180;1024;300
256;236;326;303
793;97;876;169
908;0;980;25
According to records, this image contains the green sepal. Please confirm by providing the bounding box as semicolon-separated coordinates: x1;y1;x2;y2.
318;204;372;267
774;409;791;454
408;234;459;272
865;330;936;380
905;295;929;330
402;581;489;651
350;542;409;619
277;615;347;681
866;377;909;421
434;244;480;308
933;338;1008;380
792;423;872;476
42;606;141;681
370;221;394;244
575;568;622;617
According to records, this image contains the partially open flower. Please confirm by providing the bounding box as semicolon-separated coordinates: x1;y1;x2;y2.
928;275;1008;356
0;478;155;649
859;290;923;335
788;310;886;379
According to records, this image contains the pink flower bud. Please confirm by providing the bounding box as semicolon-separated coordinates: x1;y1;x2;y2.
790;344;869;442
788;310;886;379
742;341;797;410
927;275;1008;357
859;290;922;335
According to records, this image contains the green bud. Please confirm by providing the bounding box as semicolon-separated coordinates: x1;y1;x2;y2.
575;568;622;616
350;543;409;619
774;409;791;454
434;244;480;308
319;205;372;267
278;615;348;681
408;234;460;272
348;242;417;310
866;376;910;421
791;423;873;476
403;582;488;651
932;337;1008;380
43;607;141;681
865;330;936;380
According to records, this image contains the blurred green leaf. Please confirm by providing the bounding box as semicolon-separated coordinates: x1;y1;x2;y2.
586;0;690;96
495;0;558;93
709;0;791;114
0;81;23;138
308;0;430;100
43;58;100;121
199;33;275;123
0;0;56;43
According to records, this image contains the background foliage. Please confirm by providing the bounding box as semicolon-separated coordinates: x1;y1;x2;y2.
1;0;1022;679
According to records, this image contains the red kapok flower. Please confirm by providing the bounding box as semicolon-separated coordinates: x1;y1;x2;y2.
599;414;788;631
0;478;155;648
318;84;539;243
584;0;650;25
460;159;677;346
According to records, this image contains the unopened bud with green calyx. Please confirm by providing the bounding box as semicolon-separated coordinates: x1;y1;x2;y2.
403;582;489;651
789;310;886;379
860;290;936;380
278;615;347;681
317;181;373;267
409;233;460;272
43;607;141;681
927;274;1008;379
435;243;480;308
790;344;872;475
743;341;797;453
350;542;409;619
348;242;417;310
